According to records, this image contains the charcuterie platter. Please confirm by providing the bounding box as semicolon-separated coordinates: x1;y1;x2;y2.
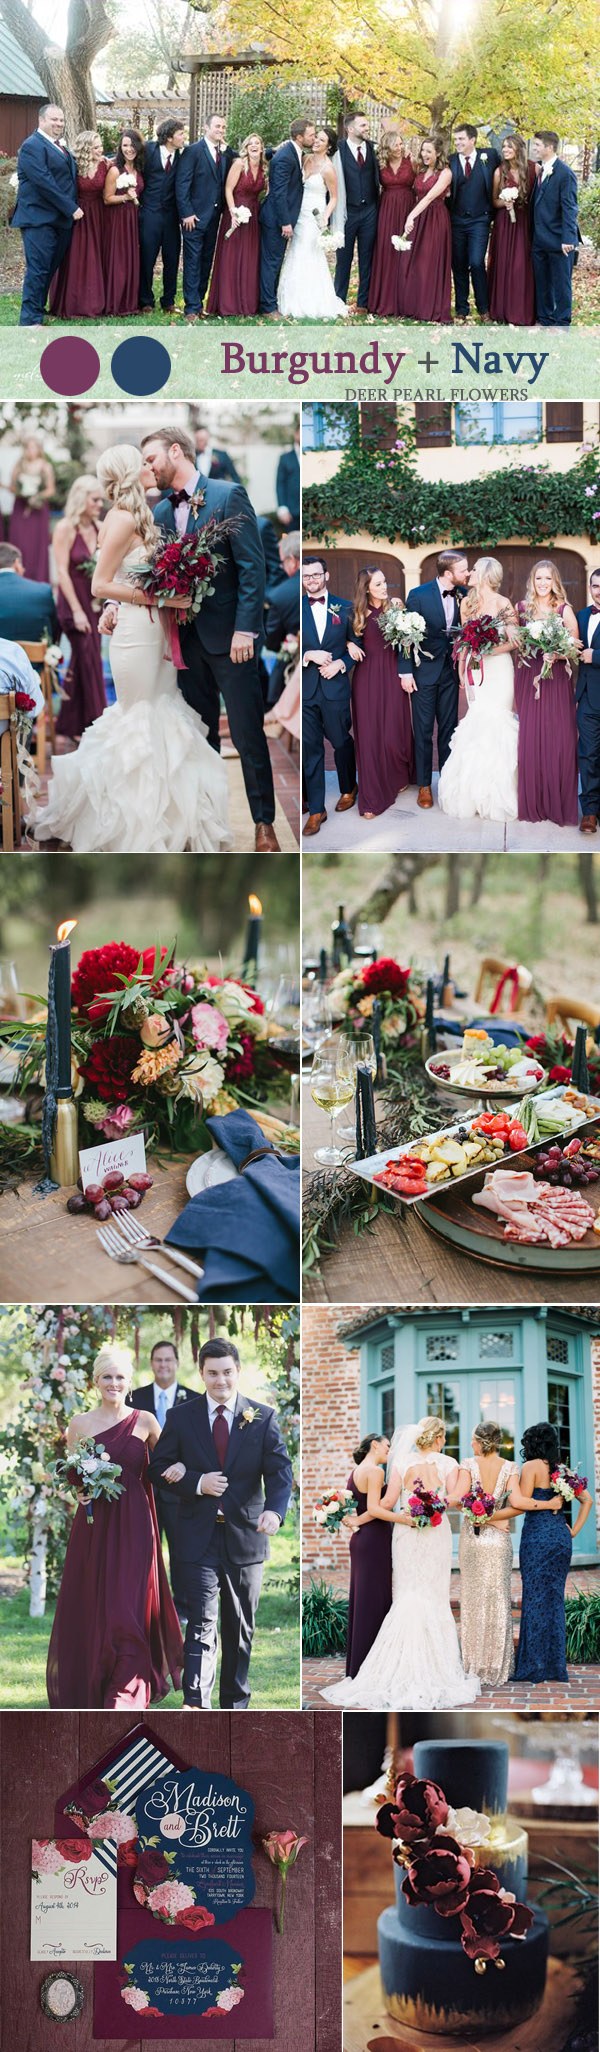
349;1085;599;1210
416;1117;600;1272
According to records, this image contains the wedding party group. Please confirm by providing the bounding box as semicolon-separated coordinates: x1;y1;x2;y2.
320;1415;593;1710
301;551;600;838
0;419;304;852
45;1336;293;1711
11;104;580;329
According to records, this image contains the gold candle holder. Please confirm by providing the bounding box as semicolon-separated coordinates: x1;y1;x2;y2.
50;1096;79;1188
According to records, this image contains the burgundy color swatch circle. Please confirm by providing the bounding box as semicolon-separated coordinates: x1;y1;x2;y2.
40;337;101;396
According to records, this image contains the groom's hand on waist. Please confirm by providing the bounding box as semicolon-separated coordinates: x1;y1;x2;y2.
197;1471;229;1497
256;1510;280;1534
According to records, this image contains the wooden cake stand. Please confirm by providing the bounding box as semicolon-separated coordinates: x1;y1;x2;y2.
344;1956;581;2052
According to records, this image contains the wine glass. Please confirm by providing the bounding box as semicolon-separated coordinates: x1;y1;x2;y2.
0;960;25;1022
336;1032;377;1141
310;1044;355;1165
269;973;301;1121
302;985;333;1066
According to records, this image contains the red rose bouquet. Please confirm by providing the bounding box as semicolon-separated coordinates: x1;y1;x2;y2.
453;615;504;693
125;515;237;667
461;1487;496;1534
313;1486;355;1533
406;1479;445;1528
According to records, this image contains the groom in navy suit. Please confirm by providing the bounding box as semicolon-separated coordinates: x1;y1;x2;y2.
259;118;316;314
302;556;358;835
449;124;500;320
175;112;232;320
398;550;469;806
576;568;600;834
13;104;80;327
149;1337;293;1708
531;131;579;326
141;423;278;849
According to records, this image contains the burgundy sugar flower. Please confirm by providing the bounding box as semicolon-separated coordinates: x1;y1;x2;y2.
402;1834;473;1916
376;1771;448;1844
459;1869;533;1959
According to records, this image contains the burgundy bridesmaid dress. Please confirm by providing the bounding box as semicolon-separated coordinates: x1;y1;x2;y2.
488;167;536;325
9;492;51;582
403;172;452;321
346;1475;393;1677
352;608;415;816
515;603;579;825
55;528;106;740
46;1412;183;1708
368;159;415;316
104;169;144;315
49;162;108;318
206;164;266;316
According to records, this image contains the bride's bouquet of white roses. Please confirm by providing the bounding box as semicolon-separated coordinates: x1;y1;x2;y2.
378;601;429;665
115;171;139;203
516;615;580;697
51;1436;125;1526
319;227;345;251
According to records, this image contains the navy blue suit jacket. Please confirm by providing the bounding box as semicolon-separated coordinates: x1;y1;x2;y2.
276;448;300;521
148;1390;293;1565
576;608;600;709
175;137;230;227
0;571;58;644
153;475;265;651
265;569;300;646
402;580;462;682
449;148;500;220
261;141;304;233
302;591;354;701
531;159;578;251
140;140;181;217
13;130;77;230
129;1379;195;1418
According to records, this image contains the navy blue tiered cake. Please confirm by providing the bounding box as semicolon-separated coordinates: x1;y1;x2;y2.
377;1740;548;2035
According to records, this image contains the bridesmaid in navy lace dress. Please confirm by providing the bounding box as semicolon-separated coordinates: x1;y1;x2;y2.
344;1433;394;1676
513;1422;593;1682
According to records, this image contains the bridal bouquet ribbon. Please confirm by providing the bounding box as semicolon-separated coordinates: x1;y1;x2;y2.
516;615;580;696
452;615;504;692
407;1479;445;1528
125;517;237;670
313;1486;355;1533
378;602;429;664
51;1435;124;1526
375;1770;533;1972
225;204;252;239
550;1462;587;1502
461;1488;496;1534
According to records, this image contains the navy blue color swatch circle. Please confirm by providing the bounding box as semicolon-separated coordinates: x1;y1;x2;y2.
111;336;171;395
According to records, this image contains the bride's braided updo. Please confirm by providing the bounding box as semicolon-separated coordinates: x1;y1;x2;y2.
96;444;156;552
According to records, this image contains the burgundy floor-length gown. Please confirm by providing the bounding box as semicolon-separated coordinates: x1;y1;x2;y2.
368;160;415;316
403;173;452;322
49;161;109;318
488;168;536;325
346;1475;393;1678
207;165;266;316
515;603;579;825
104;171;144;316
9;495;51;582
352;608;415;816
47;1413;183;1709
55;527;106;740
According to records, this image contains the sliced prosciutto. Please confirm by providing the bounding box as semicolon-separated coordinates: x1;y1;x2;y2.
473;1170;595;1248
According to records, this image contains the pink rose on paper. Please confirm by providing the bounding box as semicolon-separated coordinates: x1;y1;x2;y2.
190;1001;230;1054
121;1986;150;2011
32;1840;65;1874
147;1879;195;1919
98;1104;134;1139
88;1809;136;1844
216;1986;244;2010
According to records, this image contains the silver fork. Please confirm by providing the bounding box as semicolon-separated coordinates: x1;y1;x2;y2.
112;1207;204;1282
96;1221;198;1302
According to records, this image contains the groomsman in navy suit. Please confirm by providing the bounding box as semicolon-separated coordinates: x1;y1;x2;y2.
302;557;358;836
130;1339;195;1628
334;114;380;308
139;118;186;313
576;568;600;834
259;120;316;314
0;543;58;643
175;113;232;320
531;131;579;326
13;104;80;327
449;124;500;320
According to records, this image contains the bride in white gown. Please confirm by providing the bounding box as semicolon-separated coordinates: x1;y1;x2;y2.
28;445;231;854
278;128;349;320
321;1417;481;1710
438;557;519;823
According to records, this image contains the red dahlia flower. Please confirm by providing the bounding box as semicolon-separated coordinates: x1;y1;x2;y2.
72;943;170;1021
360;958;411;999
79;1034;140;1103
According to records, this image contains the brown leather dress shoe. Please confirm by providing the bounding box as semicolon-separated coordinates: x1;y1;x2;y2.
303;811;327;837
335;786;358;813
417;785;434;808
579;814;598;834
255;823;281;851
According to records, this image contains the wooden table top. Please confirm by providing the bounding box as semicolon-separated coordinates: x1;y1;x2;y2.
302;1091;600;1306
0;1156;196;1304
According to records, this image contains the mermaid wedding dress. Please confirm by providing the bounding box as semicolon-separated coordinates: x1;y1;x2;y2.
278;173;349;319
29;548;232;853
438;644;518;822
321;1452;481;1709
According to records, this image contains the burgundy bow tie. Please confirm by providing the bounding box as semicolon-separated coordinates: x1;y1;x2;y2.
169;488;191;508
590;605;600;614
310;596;325;605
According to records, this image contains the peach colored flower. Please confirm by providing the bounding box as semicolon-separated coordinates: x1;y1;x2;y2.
132;1042;181;1087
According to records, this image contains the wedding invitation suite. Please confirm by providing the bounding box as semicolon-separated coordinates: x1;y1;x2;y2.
133;1767;256;1924
31;1839;117;1961
95;1908;274;2039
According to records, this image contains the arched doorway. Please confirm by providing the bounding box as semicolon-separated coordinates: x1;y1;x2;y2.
420;545;588;611
305;546;405;602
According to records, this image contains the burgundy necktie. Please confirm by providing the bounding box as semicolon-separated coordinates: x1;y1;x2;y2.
164;154;172;171
212;1404;229;1468
357;147;365;167
464;158;472;179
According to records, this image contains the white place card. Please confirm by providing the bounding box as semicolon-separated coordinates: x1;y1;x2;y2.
31;1839;117;1961
78;1132;147;1194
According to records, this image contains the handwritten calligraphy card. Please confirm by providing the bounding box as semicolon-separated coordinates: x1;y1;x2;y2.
133;1768;255;1925
94;1907;274;2038
31;1838;117;1961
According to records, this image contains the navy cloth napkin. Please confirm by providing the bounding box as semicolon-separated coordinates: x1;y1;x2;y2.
165;1108;300;1302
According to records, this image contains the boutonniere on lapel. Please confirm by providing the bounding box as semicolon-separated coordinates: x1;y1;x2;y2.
329;604;342;626
189;490;205;517
480;153;488;164
239;1406;259;1429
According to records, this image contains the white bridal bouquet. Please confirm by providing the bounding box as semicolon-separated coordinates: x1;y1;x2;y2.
115;171;139;202
52;1436;125;1526
379;602;429;664
225;204;252;240
517;614;580;697
320;227;345;251
391;233;413;252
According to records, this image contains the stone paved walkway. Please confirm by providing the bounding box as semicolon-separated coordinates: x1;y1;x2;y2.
307;768;587;853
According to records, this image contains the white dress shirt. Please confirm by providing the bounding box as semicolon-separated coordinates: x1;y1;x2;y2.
437;580;456;631
196;1395;237;1498
541;155;557;181
305;592;328;646
588;612;600;647
459;151;477;174
159;144;178;169
174;469;203;538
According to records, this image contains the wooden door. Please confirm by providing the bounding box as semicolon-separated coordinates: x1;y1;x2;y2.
420;545;588;610
311;547;405;603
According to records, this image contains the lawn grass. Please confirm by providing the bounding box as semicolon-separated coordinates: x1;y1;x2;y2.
0;1523;300;1709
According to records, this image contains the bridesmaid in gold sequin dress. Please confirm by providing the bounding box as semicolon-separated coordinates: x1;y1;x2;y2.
455;1422;518;1687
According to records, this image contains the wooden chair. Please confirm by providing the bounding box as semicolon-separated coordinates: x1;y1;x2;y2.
473;955;533;1019
545;994;600;1038
0;693;22;850
18;640;56;773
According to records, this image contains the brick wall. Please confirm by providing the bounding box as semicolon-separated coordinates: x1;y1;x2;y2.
302;1306;361;1591
592;1337;600;1547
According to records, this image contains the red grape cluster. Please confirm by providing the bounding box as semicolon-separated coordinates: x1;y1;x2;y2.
67;1171;154;1219
532;1140;600;1189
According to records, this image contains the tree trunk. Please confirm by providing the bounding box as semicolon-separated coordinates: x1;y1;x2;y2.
469;854;488;906
29;1495;48;1617
348;856;440;931
0;0;113;139
445;855;461;919
578;853;598;924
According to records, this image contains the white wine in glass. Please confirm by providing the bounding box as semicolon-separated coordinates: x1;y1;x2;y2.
310;1050;354;1166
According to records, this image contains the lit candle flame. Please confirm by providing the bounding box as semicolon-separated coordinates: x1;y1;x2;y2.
248;896;262;916
56;920;78;943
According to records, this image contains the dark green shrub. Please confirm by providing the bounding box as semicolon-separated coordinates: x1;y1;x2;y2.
302;1576;348;1656
565;1591;600;1663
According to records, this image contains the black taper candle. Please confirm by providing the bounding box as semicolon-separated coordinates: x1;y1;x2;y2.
355;1064;378;1159
571;1024;590;1093
319;948;328;983
425;978;437;1054
53;937;72;1095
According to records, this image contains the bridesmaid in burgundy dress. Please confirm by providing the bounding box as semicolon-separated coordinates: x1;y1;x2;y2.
53;475;107;741
368;133;415;316
515;561;580;825
8;436;54;581
489;135;536;325
103;130;145;315
47;1345;183;1709
345;1434;394;1677
351;566;415;817
402;139;452;321
49;131;108;318
207;132;267;316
